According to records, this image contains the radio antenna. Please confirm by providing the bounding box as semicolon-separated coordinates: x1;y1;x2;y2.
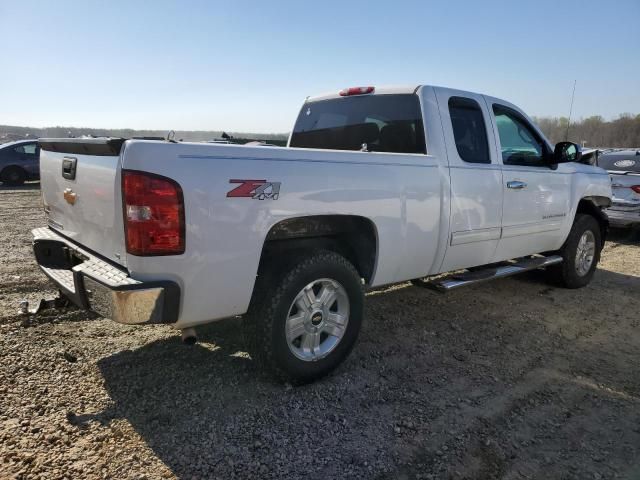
565;80;577;141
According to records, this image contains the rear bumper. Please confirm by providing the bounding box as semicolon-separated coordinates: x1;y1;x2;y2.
606;205;640;227
31;227;180;324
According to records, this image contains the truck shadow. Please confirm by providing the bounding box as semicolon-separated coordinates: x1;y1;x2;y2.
91;269;640;479
607;226;640;245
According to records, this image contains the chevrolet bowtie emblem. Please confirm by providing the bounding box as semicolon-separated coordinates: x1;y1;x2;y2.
63;188;77;205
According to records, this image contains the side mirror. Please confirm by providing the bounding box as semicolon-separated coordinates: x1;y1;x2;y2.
553;141;582;164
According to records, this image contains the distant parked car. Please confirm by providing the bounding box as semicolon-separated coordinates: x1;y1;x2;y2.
243;141;278;147
0;139;40;186
598;149;640;227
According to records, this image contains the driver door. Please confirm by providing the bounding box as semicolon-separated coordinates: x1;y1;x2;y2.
486;100;571;261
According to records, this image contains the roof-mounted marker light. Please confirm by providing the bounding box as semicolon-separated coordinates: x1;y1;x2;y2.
339;86;375;97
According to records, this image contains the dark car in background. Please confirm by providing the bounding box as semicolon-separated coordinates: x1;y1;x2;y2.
598;149;640;227
0;139;40;186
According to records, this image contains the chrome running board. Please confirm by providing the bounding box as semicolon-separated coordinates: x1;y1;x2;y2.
416;255;563;292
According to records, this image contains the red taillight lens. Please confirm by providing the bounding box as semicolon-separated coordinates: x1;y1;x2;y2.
631;185;640;194
122;170;185;256
339;86;375;96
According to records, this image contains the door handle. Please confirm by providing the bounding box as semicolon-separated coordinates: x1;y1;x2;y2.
507;180;527;190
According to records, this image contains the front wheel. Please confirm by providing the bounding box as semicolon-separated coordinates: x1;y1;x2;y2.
244;250;364;384
546;214;602;288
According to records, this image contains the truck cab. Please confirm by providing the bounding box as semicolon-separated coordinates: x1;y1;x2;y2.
289;85;610;272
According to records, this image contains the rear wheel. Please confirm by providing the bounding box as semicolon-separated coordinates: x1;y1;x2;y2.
244;250;364;384
546;214;602;288
1;167;27;186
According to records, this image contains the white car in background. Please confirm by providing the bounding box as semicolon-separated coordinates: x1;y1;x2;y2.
598;149;640;227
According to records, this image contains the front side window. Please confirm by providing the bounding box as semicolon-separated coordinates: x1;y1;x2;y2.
493;105;548;166
448;97;490;164
290;94;426;154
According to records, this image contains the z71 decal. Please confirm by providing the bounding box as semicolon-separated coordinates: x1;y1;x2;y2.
227;179;281;200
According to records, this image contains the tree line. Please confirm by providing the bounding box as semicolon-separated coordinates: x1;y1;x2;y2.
0;125;288;144
3;114;640;149
534;114;640;148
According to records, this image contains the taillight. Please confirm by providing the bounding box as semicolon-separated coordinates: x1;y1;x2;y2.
122;170;185;256
339;86;375;96
631;185;640;194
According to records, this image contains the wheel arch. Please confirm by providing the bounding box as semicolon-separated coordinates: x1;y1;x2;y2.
576;196;610;244
259;214;379;284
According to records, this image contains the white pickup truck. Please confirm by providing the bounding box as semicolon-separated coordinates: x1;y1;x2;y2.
34;85;612;383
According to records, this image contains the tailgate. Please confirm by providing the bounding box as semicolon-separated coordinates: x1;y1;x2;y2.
39;138;128;267
609;171;640;206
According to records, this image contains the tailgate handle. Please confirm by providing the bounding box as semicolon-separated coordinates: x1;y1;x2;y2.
62;157;77;180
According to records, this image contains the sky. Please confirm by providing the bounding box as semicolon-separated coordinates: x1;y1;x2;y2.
1;0;639;133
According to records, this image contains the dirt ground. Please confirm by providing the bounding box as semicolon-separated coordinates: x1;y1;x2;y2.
1;184;639;480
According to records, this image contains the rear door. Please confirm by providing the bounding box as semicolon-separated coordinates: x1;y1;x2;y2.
13;142;40;177
39;139;128;266
435;88;503;271
487;101;570;260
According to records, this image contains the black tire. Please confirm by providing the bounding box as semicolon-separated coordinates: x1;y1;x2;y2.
244;250;364;384
1;166;27;186
546;214;602;288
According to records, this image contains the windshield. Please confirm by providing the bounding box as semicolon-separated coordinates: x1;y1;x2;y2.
290;94;426;154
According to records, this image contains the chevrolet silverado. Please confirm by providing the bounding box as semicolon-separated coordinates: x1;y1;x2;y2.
33;85;612;382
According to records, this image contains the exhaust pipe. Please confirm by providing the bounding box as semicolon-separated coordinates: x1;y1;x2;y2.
181;327;197;345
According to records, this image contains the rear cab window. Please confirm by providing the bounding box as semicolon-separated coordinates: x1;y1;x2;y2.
14;143;38;156
290;94;426;154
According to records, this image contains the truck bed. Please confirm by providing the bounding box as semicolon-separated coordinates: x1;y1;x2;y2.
38;137;446;327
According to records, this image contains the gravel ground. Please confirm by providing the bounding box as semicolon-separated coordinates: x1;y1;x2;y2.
1;184;639;480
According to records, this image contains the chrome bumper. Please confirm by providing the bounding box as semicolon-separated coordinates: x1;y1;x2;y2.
606;205;640;227
31;227;180;324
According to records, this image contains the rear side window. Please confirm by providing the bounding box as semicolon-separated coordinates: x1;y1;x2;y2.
448;97;490;164
290;94;426;154
14;143;37;155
